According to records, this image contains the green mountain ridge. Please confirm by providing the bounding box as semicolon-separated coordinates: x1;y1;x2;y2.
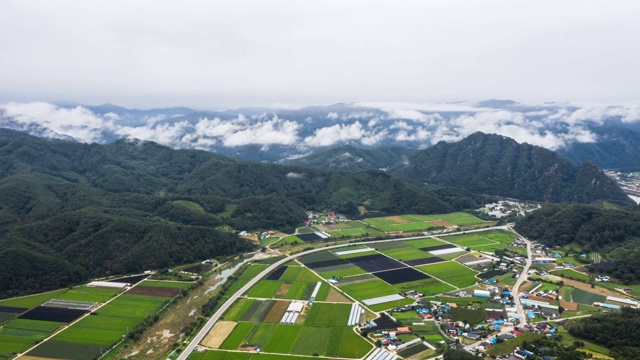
286;145;417;171
0;129;481;297
390;132;632;204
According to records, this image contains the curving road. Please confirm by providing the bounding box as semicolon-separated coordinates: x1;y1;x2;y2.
178;225;512;359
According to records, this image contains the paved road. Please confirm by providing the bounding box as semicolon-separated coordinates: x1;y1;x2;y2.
510;228;533;326
463;228;533;353
178;225;511;359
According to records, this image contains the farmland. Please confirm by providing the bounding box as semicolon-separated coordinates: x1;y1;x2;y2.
363;213;483;232
13;280;186;360
212;302;372;358
418;261;479;288
441;229;518;251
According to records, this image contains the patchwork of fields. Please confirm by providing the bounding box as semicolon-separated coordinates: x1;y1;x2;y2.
0;278;192;360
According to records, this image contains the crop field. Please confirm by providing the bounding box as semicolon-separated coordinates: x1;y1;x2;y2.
246;281;281;299
264;324;301;353
327;222;383;238
448;307;487;325
224;299;256;322
413;321;446;344
551;269;591;282
570;288;606;305
339;279;399;301
140;280;194;289
344;253;405;272
26;340;105;360
57;286;120;303
216;321;371;358
363;213;483;232
315;265;366;278
418;261;479;288
190;351;321;360
304;303;351;327
392;277;455;296
379;247;436;262
0;289;67;309
5;318;64;332
402;238;449;249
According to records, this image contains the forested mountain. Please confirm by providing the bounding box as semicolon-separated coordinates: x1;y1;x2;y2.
286;145;416;171
0;129;482;297
515;204;640;283
390;132;632;204
557;126;640;171
567;308;640;360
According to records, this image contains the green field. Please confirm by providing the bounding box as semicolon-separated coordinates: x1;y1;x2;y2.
4;319;64;332
570;288;606;305
304;303;351;327
140;280;194;289
392;277;456;296
551;269;591;282
442;230;518;251
327;222;383;238
224;299;256;321
220;322;254;349
379;247;434;262
447;307;487;325
363;213;483;232
264;325;300;353
57;286;121;303
0;289;67;308
315;265;366;278
338;280;399;301
418;261;479;288
403;238;449;249
190;351;322;360
246;281;281;299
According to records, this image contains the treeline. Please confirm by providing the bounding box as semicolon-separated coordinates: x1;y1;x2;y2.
0;129;482;297
515;204;640;283
567;308;640;360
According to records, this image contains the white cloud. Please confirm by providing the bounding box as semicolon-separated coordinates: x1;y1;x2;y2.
0;102;110;143
304;122;366;147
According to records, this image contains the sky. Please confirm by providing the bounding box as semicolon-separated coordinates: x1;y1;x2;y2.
1;0;640;109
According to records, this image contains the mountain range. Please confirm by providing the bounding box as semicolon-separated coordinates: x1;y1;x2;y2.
2;100;640;169
0;128;632;297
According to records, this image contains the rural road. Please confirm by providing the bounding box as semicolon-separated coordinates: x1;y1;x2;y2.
510;229;533;326
178;225;511;359
463;228;533;353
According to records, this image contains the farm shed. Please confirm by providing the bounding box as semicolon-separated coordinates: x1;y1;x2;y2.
87;281;128;289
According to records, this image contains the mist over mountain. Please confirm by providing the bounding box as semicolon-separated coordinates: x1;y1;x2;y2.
2;100;640;166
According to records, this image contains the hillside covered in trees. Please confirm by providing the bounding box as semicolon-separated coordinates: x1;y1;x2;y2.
515;204;640;283
391;132;632;204
567;308;640;360
0;129;483;297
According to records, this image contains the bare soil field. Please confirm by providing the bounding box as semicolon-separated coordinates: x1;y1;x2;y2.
388;216;410;223
202;321;237;349
324;288;351;303
264;300;289;322
128;286;181;297
275;283;291;297
562;278;621;298
560;300;578;311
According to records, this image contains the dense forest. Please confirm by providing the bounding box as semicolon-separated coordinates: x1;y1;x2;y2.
0;129;482;297
558;126;640;171
391;132;632;204
515;204;640;283
567;308;640;360
287;145;416;172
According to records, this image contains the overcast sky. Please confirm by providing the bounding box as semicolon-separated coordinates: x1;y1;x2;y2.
1;0;639;109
